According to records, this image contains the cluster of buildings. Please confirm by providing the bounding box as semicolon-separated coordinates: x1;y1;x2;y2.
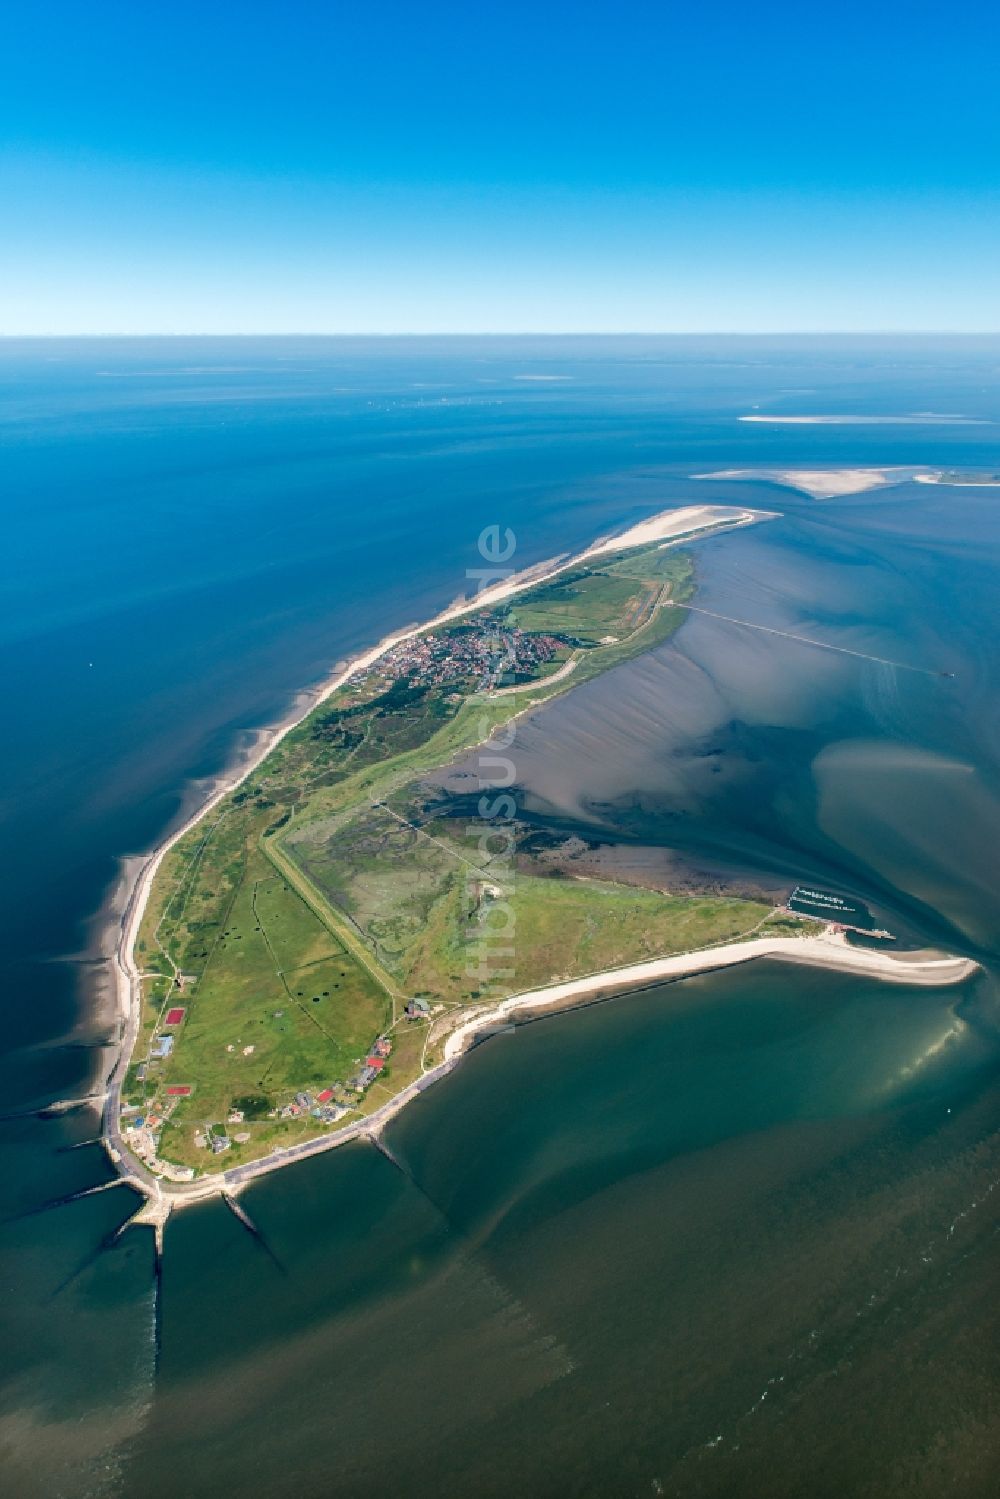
369;621;565;692
273;1032;395;1122
194;1124;233;1155
124;994;441;1174
277;1088;349;1124
121;1092;194;1180
147;1001;185;1063
118;1004;194;1171
348;1033;392;1092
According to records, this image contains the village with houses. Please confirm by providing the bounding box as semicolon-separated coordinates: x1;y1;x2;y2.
362;613;568;692
116;543;709;1183
119;993;437;1179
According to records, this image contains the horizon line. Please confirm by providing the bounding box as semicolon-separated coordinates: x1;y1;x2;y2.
3;329;1000;340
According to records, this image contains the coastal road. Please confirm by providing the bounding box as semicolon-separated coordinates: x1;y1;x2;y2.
109;926;979;1211
102;845;181;1203
97;504;778;1212
489;651;581;697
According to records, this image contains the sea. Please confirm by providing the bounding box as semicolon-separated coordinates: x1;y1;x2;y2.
0;336;997;1498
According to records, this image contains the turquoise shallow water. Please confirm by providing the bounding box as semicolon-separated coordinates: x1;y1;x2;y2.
0;337;998;1496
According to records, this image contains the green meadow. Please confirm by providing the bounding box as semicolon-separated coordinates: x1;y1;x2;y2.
131;540;794;1172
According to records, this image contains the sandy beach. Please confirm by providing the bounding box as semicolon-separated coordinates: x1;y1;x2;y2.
584;503;758;553
110;922;980;1218
105;503;770;1197
441;930;980;1060
101;498;981;1216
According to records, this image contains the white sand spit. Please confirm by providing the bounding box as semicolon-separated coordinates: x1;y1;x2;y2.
443;930;978;1060
584;504;760;555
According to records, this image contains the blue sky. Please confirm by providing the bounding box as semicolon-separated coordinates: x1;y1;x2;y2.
2;0;998;333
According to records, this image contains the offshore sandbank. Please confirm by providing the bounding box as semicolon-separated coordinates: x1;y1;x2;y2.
694;466;932;499
695;465;1000;499
737;413;986;426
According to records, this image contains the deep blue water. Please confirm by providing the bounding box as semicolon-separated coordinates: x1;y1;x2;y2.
0;337;998;1497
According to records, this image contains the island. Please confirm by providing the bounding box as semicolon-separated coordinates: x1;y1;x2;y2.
103;503;979;1230
915;470;1000;487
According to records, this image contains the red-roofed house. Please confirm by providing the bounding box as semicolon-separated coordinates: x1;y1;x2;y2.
166;1085;192;1097
365;1056;385;1072
316;1088;334;1103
